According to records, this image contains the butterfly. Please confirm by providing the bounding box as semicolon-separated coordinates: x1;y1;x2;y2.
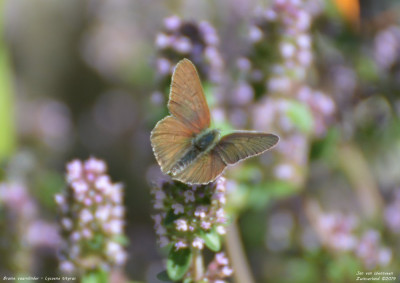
150;59;279;185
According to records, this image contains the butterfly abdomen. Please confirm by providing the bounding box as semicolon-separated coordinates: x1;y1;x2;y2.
170;147;201;175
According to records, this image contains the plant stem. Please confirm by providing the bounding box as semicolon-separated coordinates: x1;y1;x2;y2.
192;248;204;282
226;220;255;283
337;142;383;221
0;2;16;162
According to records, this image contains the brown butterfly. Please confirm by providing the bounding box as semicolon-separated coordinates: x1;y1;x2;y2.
150;59;279;185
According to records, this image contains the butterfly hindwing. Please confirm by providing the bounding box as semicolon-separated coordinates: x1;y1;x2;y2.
168;59;211;133
173;149;227;185
150;116;194;174
215;132;279;165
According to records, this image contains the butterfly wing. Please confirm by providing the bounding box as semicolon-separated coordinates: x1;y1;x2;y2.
152;59;278;184
168;59;210;133
151;59;211;175
150;116;194;174
173;149;227;185
215;132;279;165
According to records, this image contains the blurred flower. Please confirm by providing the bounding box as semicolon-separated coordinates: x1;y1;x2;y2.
56;157;127;274
204;252;233;283
17;99;72;152
315;212;358;252
232;82;254;106
0;182;59;274
27;220;60;248
355;230;392;269
384;189;400;234
152;15;225;106
297;87;335;137
373;26;400;71
81;0;141;82
309;205;392;269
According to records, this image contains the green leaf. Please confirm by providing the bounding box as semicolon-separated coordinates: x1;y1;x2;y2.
286;101;314;134
310;128;339;161
214;121;235;137
327;254;362;282
246;184;272;210
233;165;263;182
82;269;108;283
164;209;181;226
156;270;172;282
268;180;297;198
285;259;319;283
33;171;64;210
112;234;129;246
87;234;104;251
225;182;249;214
247;181;297;210
199;229;221;252
160;242;174;255
356;55;378;82
325;0;342;20
167;248;192;281
203;83;217;108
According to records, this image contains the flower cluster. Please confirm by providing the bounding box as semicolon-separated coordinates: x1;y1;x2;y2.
152;15;224;106
55;157;127;274
151;177;228;251
236;0;336;187
204;252;233;283
240;0;320;96
313;211;391;269
81;0;140;82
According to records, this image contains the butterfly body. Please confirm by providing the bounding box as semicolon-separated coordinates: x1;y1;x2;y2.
171;129;220;175
151;59;279;185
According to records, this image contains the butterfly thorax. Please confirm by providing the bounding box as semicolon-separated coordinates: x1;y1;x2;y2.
170;129;220;175
193;129;220;151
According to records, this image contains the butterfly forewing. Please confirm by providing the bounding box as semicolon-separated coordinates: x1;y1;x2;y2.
150;116;194;174
173;149;227;184
215;132;279;165
168;59;210;133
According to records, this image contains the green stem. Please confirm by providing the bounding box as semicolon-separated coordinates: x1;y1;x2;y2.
0;2;16;163
337;142;383;221
192;248;204;282
226;220;255;283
